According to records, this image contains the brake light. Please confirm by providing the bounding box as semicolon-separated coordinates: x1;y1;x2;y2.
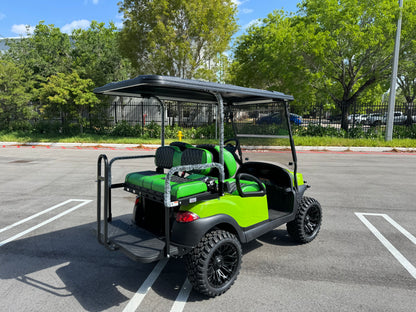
135;196;141;206
176;211;200;223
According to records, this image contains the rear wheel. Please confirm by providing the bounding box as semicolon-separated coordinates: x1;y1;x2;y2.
185;230;242;297
287;197;322;243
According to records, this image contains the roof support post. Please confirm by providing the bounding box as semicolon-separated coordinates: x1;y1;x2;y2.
214;92;225;196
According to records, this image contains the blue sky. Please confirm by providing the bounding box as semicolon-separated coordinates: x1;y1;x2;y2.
0;0;301;39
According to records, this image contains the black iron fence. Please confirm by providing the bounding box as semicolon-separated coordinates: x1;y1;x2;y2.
110;98;218;128
301;101;415;130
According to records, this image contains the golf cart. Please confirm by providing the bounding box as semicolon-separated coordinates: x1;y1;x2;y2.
95;75;322;297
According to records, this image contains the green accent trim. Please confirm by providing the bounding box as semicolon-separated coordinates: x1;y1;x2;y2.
198;148;213;175
181;194;268;228
172;147;182;167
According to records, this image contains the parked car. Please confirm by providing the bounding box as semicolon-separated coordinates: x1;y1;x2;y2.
382;111;407;125
290;113;303;125
367;113;383;126
256;112;282;125
348;114;368;124
257;112;303;125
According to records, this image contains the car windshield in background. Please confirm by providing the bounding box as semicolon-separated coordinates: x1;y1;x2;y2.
230;102;294;169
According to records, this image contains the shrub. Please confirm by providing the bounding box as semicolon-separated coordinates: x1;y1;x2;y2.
111;121;137;137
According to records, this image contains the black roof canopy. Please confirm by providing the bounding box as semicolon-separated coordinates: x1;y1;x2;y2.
94;75;294;104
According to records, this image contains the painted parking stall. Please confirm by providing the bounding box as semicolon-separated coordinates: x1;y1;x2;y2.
355;213;416;280
0;199;92;247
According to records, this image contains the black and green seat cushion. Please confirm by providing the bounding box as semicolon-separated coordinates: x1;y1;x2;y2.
155;145;182;170
125;147;216;199
124;145;182;189
169;141;193;151
180;147;213;175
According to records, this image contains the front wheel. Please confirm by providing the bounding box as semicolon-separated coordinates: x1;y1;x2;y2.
287;197;322;244
185;230;242;297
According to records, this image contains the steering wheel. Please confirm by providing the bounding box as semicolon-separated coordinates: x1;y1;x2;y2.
224;137;243;165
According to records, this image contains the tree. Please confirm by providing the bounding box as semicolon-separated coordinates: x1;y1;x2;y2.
231;0;408;131
118;0;238;79
0;60;34;130
71;21;131;87
397;0;416;126
4;22;71;84
230;11;316;112
38;71;99;133
296;0;403;130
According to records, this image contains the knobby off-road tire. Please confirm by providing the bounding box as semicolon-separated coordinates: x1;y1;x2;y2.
185;230;242;297
287;196;322;244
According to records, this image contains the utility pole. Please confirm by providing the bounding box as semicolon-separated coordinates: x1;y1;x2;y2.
385;0;404;141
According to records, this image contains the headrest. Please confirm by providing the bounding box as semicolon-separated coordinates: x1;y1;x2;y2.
154;145;182;169
181;148;213;175
170;141;193;151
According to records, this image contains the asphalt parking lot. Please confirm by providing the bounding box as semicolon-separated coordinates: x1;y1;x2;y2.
1;145;415;311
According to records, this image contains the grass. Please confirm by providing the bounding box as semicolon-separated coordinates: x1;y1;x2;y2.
1;130;416;148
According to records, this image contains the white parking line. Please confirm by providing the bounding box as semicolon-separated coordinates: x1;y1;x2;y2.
355;212;416;280
0;199;87;234
123;258;169;312
0;199;92;247
170;278;192;312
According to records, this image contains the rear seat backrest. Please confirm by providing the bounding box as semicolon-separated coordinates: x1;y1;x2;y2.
196;144;237;179
154;145;182;172
181;148;213;175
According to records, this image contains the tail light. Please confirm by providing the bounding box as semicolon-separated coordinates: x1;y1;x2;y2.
176;211;200;223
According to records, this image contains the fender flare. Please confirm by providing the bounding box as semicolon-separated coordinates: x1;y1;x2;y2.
171;214;246;248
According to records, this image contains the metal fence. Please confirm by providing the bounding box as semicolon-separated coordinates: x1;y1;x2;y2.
110;98;218;128
110;98;415;131
300;101;415;130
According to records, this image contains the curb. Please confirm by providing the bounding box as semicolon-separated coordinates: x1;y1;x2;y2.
1;141;416;153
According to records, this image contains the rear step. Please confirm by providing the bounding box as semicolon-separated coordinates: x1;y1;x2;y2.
98;215;179;263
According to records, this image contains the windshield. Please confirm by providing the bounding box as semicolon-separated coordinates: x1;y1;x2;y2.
229;102;295;169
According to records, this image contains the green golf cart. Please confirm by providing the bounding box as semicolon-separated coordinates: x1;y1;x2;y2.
95;75;322;297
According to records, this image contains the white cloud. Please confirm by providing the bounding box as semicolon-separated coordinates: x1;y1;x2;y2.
243;19;261;30
11;24;35;35
61;19;91;34
232;0;246;6
92;0;99;4
241;8;253;14
0;12;6;20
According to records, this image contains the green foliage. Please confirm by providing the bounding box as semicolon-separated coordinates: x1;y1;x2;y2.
231;0;408;131
38;71;100;133
393;125;416;139
5;22;71;84
118;0;238;79
71;21;131;87
0;60;35;130
231;11;315;108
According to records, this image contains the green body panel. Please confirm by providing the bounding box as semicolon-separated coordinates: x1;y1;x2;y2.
285;169;304;186
180;193;268;228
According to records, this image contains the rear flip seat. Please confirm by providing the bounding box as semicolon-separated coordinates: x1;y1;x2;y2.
125;146;216;200
125;143;262;200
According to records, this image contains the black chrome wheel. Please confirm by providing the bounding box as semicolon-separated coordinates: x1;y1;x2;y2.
185;230;242;297
287;197;322;244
